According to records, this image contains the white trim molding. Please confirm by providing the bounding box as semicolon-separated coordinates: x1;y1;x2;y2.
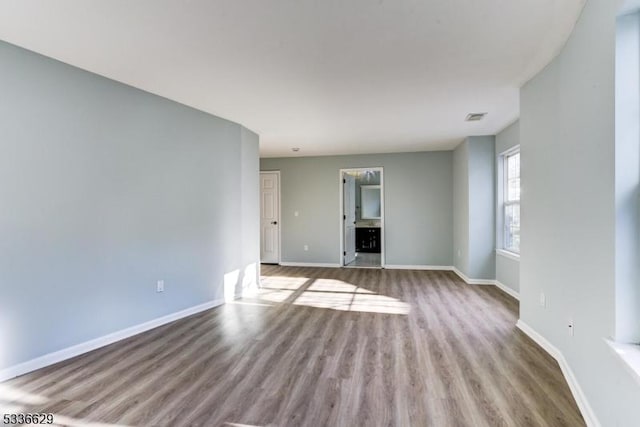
516;320;601;427
494;280;520;300
498;144;521;157
0;299;225;382
275;264;520;303
279;262;341;268
496;248;520;262
605;339;640;388
384;265;454;271
451;268;519;300
452;267;495;285
339;167;386;268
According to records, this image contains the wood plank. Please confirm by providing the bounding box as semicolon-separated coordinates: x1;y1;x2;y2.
1;266;585;426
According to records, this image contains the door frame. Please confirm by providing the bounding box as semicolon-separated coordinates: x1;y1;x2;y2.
338;167;385;267
260;170;282;264
343;173;357;265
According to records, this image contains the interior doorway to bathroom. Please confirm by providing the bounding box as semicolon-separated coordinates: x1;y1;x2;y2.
339;167;384;268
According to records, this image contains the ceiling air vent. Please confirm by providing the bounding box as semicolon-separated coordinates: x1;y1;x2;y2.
465;112;487;121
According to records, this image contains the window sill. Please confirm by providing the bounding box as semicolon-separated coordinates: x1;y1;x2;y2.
606;339;640;387
496;249;520;261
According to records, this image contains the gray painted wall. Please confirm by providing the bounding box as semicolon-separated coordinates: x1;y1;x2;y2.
239;127;261;297
468;137;496;280
495;120;520;154
0;41;260;371
495;120;520;293
496;254;519;293
520;1;640;424
260;152;453;266
453;141;470;274
453;137;495;280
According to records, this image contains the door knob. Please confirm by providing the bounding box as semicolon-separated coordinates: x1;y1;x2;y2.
271;221;278;225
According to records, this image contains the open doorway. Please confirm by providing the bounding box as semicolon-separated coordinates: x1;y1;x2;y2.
339;168;384;268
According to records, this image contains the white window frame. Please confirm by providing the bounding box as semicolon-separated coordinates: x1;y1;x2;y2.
501;146;520;255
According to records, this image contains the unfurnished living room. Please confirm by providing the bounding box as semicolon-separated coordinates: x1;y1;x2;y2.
1;0;640;426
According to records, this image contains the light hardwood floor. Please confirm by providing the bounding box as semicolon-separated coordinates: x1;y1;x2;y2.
1;266;585;426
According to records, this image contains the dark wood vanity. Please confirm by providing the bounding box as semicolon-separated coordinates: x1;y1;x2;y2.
356;227;381;253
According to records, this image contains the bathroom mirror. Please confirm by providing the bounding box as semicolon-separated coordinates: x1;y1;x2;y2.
361;185;381;219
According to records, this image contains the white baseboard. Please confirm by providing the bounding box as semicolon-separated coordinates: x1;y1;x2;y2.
0;299;225;383
451;267;495;285
384;265;454;271
516;320;600;427
451;268;520;300
279;262;341;268
496;249;521;262
494;280;520;300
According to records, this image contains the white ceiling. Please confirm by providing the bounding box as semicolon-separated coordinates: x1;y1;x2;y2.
0;0;585;157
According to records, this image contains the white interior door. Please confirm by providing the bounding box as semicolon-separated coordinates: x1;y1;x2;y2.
260;172;280;264
343;174;356;265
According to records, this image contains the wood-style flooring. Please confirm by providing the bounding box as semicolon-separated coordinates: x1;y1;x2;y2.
1;266;585;426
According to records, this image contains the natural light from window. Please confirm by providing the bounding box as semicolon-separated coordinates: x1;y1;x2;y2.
504;150;520;253
257;276;410;315
0;384;130;426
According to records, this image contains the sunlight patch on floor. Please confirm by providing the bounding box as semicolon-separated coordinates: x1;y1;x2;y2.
307;278;374;293
0;384;130;426
0;402;24;418
0;384;48;405
257;276;409;315
293;290;409;314
258;289;295;303
260;275;309;290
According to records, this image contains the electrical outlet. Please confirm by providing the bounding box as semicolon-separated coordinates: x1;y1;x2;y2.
294;211;299;217
304;245;309;251
157;280;164;293
568;318;574;336
539;292;546;308
457;249;461;257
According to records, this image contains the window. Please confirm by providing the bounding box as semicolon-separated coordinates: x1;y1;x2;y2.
503;150;520;253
